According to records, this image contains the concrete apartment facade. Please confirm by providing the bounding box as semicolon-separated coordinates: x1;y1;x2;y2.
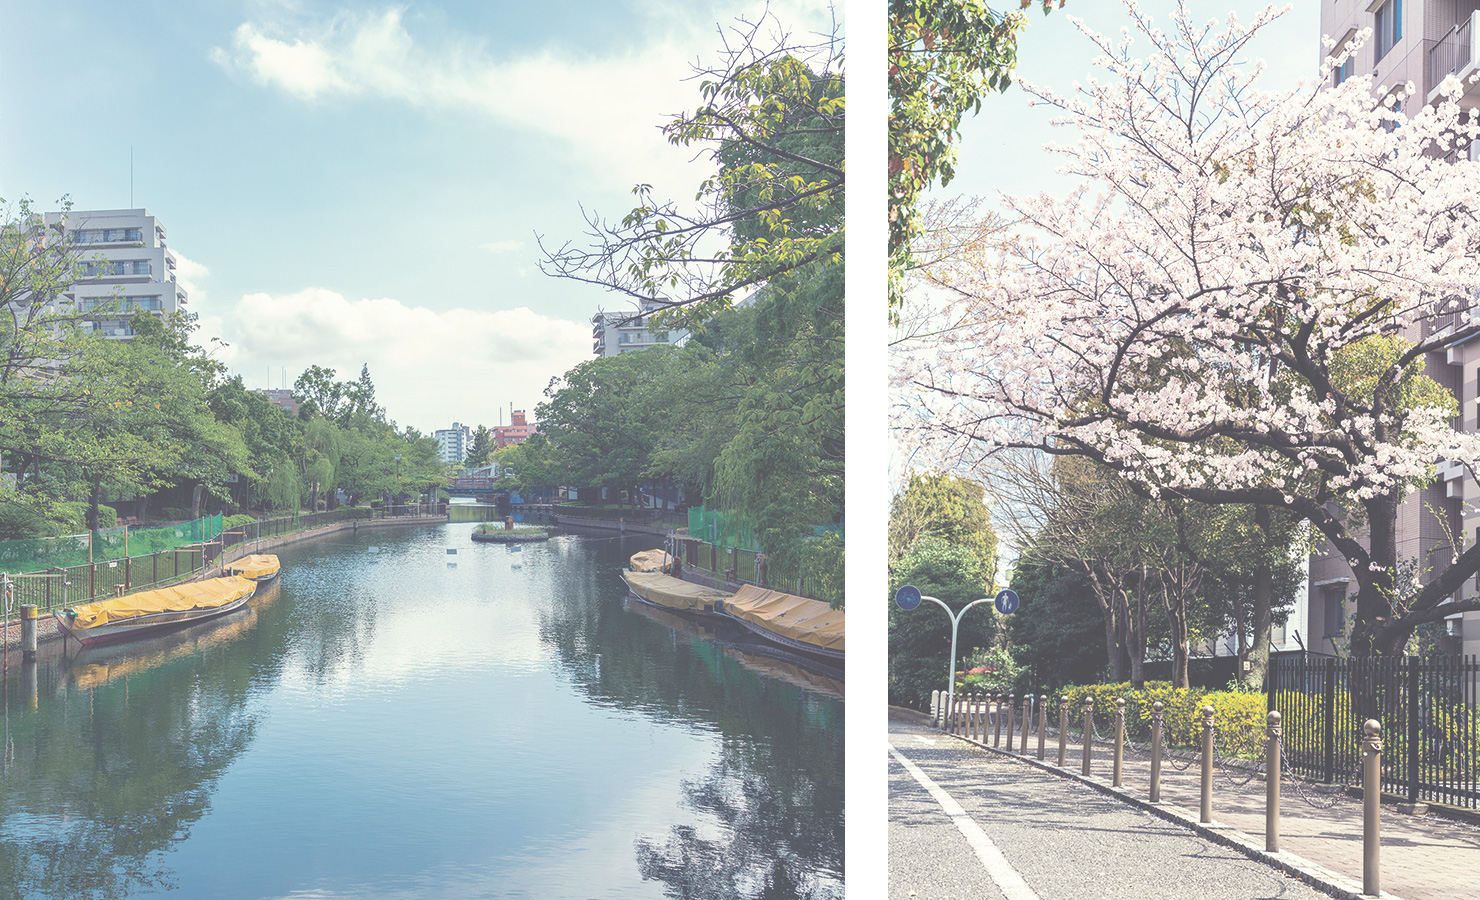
434;423;473;465
590;301;689;357
1312;1;1479;657
43;209;187;338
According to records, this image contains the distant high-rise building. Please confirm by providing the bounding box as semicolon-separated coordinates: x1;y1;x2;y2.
434;422;473;464
42;209;188;338
493;410;537;448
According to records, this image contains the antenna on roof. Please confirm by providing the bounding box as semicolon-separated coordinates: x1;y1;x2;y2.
130;146;133;208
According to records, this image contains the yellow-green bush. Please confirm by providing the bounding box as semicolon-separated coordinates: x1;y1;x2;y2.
1056;681;1268;756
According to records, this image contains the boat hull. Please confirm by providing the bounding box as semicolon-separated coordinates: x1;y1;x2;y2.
55;586;255;647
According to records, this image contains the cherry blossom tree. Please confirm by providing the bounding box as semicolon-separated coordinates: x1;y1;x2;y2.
895;2;1480;656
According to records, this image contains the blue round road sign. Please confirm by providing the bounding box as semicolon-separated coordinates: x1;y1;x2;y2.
995;589;1020;615
895;584;922;611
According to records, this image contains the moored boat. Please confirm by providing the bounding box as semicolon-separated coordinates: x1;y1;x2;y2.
54;575;257;647
619;569;844;666
230;554;281;582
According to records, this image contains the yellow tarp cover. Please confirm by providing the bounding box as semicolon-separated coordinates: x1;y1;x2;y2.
621;570;732;612
233;554;281;580
66;576;256;630
725;585;845;655
629;549;673;573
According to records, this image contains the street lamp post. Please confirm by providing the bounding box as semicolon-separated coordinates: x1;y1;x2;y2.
896;585;995;724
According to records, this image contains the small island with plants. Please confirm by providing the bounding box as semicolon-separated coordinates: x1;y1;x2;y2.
471;523;550;544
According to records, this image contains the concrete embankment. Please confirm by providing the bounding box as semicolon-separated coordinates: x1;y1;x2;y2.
1;515;446;662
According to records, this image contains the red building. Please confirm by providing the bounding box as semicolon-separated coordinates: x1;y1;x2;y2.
494;410;537;449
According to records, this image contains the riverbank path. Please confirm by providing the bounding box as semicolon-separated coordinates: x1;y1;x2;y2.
889;710;1480;900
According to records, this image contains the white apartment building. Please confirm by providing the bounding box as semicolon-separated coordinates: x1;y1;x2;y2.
43;209;187;338
434;423;473;465
591;300;689;357
1315;1;1480;657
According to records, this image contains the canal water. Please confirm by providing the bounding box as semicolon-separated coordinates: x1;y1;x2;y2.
0;525;844;899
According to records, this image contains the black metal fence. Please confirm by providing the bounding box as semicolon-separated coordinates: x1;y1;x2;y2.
1268;652;1480;808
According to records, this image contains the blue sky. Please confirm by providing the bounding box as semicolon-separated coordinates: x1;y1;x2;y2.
1;0;840;434
940;1;1320;204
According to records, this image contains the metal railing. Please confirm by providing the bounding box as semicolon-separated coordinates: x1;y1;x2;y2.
1269;653;1480;809
1429;13;1477;100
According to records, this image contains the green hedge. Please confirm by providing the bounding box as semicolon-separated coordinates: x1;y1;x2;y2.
1055;681;1267;757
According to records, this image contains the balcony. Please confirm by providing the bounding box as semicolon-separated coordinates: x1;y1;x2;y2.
1429;12;1480;105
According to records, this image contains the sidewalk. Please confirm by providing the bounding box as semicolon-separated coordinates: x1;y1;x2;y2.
897;707;1480;900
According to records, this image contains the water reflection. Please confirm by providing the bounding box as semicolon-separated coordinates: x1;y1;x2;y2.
0;528;842;899
539;538;844;899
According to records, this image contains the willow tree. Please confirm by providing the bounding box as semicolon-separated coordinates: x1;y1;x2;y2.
896;3;1480;656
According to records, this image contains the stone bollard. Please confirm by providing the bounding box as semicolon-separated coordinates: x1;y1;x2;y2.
20;605;38;662
1004;694;1015;750
1150;701;1165;803
1266;710;1282;853
1364;720;1383;897
1020;695;1031;754
1058;696;1070;767
932;690;940;728
993;693;1004;748
1201;704;1216;824
1113;698;1126;788
1082;696;1095;776
1038;693;1048;760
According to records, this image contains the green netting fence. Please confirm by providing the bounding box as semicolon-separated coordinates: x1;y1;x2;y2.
0;515;224;574
688;506;760;551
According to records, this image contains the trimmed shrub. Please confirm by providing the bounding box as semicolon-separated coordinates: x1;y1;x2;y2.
1057;681;1267;757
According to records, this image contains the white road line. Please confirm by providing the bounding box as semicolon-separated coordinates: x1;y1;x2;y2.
889;743;1042;900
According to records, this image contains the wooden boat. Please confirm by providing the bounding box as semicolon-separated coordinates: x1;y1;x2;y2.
54;575;257;647
229;554;281;583
619;569;844;666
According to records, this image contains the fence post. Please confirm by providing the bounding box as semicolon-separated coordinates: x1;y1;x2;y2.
1363;719;1383;897
1081;695;1095;776
1058;696;1069;767
1037;694;1047;760
1407;661;1420;807
1323;658;1336;784
1150;701;1165;803
1113;698;1126;788
1201;704;1216;824
1020;695;1030;754
1266;710;1281;853
19;606;36;662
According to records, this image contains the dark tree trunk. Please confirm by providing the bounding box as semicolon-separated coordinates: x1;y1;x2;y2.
1247;505;1275;688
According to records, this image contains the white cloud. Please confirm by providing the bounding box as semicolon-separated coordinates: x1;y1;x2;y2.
171;250;211;304
480;240;525;255
205;287;591;433
211;8;704;191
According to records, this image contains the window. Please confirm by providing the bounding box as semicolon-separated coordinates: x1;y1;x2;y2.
1323;586;1346;637
1374;0;1402;63
1332;55;1355;87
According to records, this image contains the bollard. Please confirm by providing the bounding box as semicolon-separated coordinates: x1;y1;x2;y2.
971;693;981;742
1266;710;1282;853
1082;696;1095;776
1113;698;1126;788
1201;704;1216;824
932;690;940;728
1058;696;1069;767
1364;719;1382;897
1004;694;1015;750
1150;701;1165;803
1038;693;1048;761
1020;695;1031;754
20;605;38;662
993;693;1004;748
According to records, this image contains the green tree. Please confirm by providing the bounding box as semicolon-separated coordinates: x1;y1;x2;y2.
888;470;997;587
466;425;494;469
888;0;1059;309
540;12;842;327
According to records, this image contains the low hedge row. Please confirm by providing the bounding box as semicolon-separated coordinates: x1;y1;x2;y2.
1054;682;1267;757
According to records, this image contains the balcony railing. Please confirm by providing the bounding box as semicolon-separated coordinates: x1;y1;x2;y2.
1429;12;1478;102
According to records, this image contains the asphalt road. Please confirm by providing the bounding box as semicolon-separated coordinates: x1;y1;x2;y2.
889;718;1331;900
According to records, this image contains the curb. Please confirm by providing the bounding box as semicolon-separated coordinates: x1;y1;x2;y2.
941;730;1403;900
